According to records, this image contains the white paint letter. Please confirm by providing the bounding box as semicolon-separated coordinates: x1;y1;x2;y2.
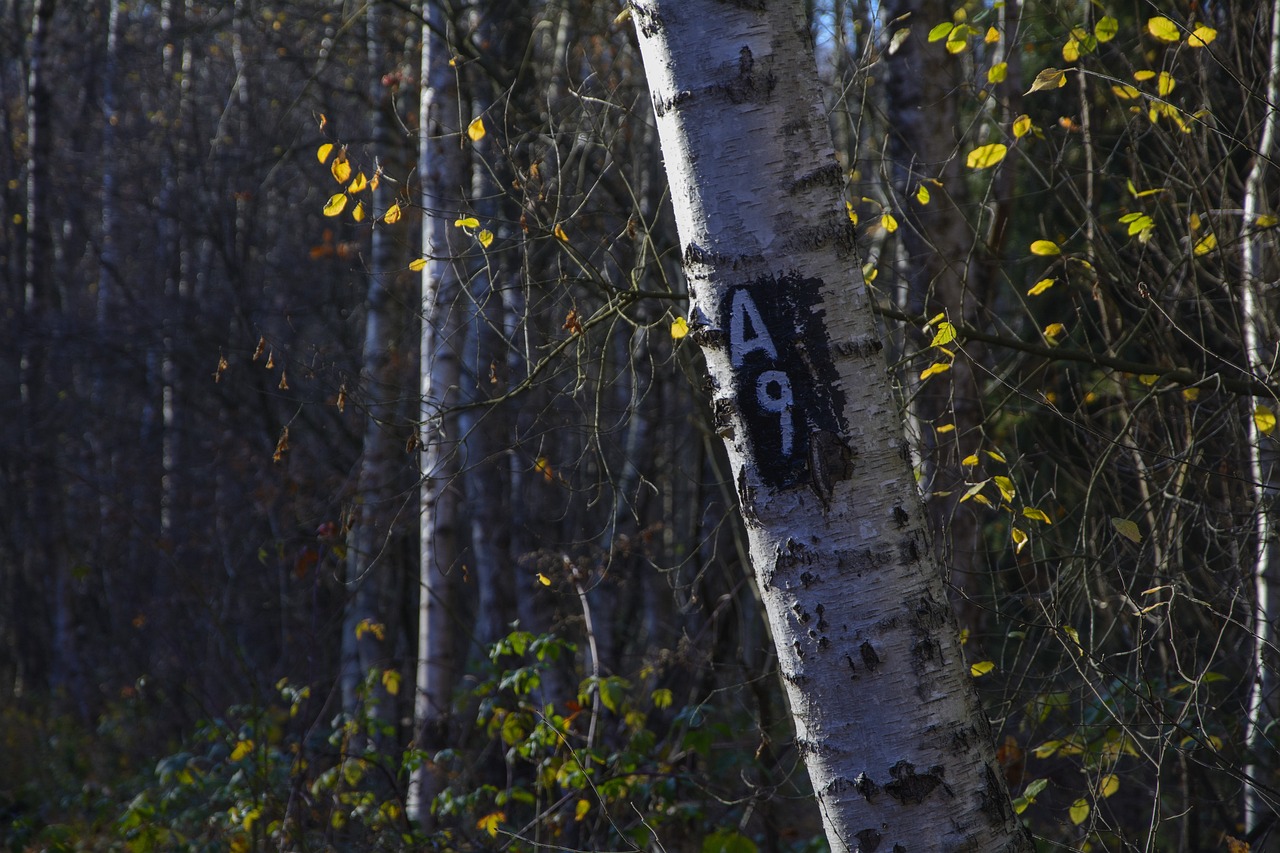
729;289;778;368
757;369;794;456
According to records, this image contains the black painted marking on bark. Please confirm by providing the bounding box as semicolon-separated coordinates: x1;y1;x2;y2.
884;761;952;805
859;640;880;672
719;274;847;490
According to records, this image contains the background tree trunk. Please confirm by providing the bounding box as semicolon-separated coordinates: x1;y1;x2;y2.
631;2;1030;849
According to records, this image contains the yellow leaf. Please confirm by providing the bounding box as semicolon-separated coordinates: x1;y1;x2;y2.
1023;507;1052;524
1147;16;1180;42
962;454;980;466
1012;527;1028;553
1099;774;1120;798
945;25;969;53
574;799;590;822
966;143;1008;169
1070;798;1090;825
1111;517;1142;543
987;62;1007;84
930;321;957;347
467;116;486;142
351;201;364;222
1026;67;1068;95
317;142;334;164
920;361;952;380
1256;405;1277;435
670;317;689;339
1030;239;1060;256
846;201;858;224
536;572;551;586
383;203;402;224
881;212;899;233
455;216;480;229
985;449;1006;463
1188;24;1216;47
995;476;1016;502
476;811;504;837
331;156;351;184
554;223;569;241
1012;114;1033;138
1157;71;1175;96
1183;387;1200;401
478;229;494;248
409;258;427;271
971;660;996;677
1062;38;1080;62
916;184;931;204
1190;211;1202;232
381;669;401;695
1111;84;1140;99
1043;323;1066;340
936;423;955;433
1256;214;1278;228
348;171;368;193
323;193;348;217
1134;69;1156;82
1095;16;1118;42
230;739;254;762
1138;374;1159;386
1028;278;1055;296
1033;741;1061;759
1193;232;1216;256
985;26;999;44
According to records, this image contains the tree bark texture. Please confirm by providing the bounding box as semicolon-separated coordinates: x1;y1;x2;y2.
632;3;1030;850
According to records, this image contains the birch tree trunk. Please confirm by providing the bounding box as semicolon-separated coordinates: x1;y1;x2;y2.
1242;0;1280;834
632;3;1029;849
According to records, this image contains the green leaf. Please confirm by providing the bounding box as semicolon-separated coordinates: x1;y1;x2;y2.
1099;774;1120;798
1069;798;1090;825
1095;16;1119;42
1112;517;1142;543
927;21;954;42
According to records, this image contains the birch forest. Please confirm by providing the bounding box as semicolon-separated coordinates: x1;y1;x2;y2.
3;0;1279;850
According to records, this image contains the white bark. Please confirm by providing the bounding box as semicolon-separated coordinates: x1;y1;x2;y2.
632;3;1029;850
408;0;467;825
1243;0;1280;834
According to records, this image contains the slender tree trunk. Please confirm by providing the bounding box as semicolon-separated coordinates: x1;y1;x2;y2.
408;0;467;825
1243;0;1280;834
631;3;1029;849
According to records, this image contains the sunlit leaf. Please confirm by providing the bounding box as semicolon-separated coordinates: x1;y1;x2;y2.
960;481;989;503
455;216;480;229
1256;214;1279;229
962;454;980;466
1095;16;1118;42
1193;232;1217;256
409;258;427;271
1111;517;1142;543
1012;527;1028;553
971;660;996;677
1157;71;1176;96
1023;507;1052;524
554;223;569;241
1147;16;1180;42
383;202;402;224
1030;239;1060;256
331;156;351;184
1069;798;1090;825
1139;374;1159;386
888;27;911;55
1134;69;1156;81
995;476;1016;502
467;116;486;142
1028;278;1055;295
1062;38;1080;62
574;799;590;822
846;201;858;224
317;142;334;164
966;143;1007;169
1026;67;1068;94
920;361;952;380
478;229;494;248
1111;84;1140;99
1256;405;1277;435
1188;24;1216;47
985;26;999;44
916;184;931;204
985;449;1007;463
945;24;970;53
988;62;1007;84
936;423;955;433
1183;388;1200;401
348;171;368;193
230;739;255;762
536;572;551;586
477;811;505;837
351;201;364;222
927;21;954;41
881;212;899;232
323;193;348;217
381;669;401;695
930;321;957;347
652;687;673;709
670;317;689;339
